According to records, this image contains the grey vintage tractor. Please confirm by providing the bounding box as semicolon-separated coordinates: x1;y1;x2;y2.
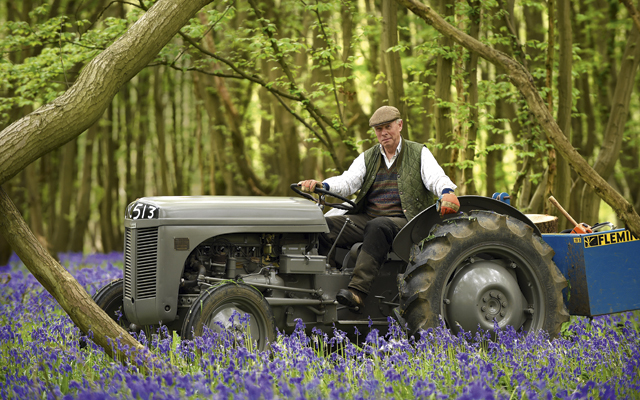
92;185;640;349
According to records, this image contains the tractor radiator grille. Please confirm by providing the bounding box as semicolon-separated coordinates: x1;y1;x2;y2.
123;227;158;300
135;227;158;299
124;228;133;299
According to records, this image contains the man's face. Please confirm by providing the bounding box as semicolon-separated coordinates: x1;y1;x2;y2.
374;119;403;152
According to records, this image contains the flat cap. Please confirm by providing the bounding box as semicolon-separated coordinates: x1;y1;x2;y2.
369;106;401;127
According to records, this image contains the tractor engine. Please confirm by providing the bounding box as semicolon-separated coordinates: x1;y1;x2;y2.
179;233;323;295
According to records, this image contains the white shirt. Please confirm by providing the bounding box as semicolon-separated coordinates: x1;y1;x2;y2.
323;138;456;198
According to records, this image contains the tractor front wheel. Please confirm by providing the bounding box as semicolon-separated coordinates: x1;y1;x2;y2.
92;279;132;331
181;283;276;351
397;211;569;338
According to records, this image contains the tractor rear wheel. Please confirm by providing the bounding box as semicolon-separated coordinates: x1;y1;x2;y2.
181;283;276;351
397;211;569;338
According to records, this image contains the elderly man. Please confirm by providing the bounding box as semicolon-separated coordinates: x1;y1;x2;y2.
299;105;459;311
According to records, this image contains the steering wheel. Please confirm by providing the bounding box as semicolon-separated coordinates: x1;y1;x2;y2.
290;183;356;211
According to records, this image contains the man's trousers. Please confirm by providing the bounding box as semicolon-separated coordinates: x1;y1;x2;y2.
318;214;407;294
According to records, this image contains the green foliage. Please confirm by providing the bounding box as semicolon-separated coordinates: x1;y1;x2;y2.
0;6;131;125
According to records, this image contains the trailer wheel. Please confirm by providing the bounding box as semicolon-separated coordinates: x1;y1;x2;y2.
92;279;132;330
181;283;276;351
397;211;569;338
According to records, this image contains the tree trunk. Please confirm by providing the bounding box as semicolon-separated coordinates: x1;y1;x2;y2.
109;102;122;250
543;0;557;215
593;0;616;129
307;8;332;181
70;126;97;253
526;214;559;234
52;139;77;254
197;12;271;196
340;3;370;151
97;107;114;253
552;0;572;231
395;0;640;237
43;153;59;242
417;64;436;144
523;2;545;89
154;66;173;196
381;0;407;119
462;0;480;195
274;104;301;195
191;72;217;195
135;69;150;198
367;0;387;110
167;70;184;195
434;0;454;168
521;2;546;209
487;3;516;197
121;85;134;201
194;95;205;195
24;161;46;242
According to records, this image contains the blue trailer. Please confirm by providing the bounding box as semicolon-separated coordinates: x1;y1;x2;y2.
544;229;640;317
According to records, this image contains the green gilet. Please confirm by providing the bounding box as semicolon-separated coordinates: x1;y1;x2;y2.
349;140;436;221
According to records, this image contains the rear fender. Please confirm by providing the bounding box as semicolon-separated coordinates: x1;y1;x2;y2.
392;195;540;263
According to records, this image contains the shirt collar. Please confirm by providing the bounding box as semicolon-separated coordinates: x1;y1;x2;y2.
380;137;402;164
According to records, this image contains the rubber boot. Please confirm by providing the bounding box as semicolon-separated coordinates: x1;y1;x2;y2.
347;250;381;295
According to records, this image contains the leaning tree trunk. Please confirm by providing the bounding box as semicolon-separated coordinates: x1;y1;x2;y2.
395;0;640;238
0;0;215;360
0;188;146;361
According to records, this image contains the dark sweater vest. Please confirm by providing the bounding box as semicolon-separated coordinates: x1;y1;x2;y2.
364;161;404;218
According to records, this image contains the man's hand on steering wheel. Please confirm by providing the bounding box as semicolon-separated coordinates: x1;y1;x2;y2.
291;182;356;211
298;179;324;193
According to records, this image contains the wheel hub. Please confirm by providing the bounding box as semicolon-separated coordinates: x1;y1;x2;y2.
444;260;528;334
207;304;259;340
481;290;508;321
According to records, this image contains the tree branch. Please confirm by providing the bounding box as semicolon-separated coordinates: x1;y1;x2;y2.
177;34;303;101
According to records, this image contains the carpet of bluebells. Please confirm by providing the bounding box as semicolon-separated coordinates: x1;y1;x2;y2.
1;253;639;399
